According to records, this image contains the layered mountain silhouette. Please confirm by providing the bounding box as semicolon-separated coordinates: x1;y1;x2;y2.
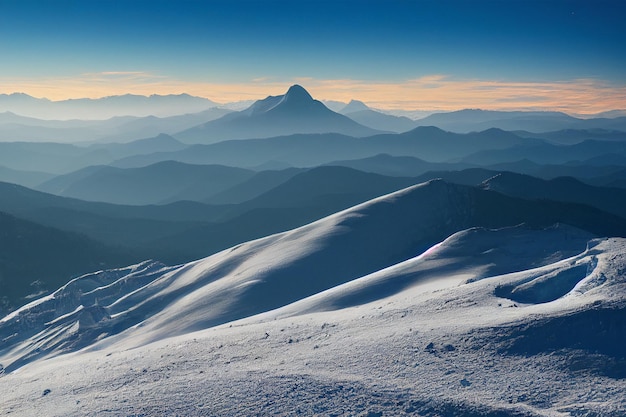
414;109;626;133
482;159;626;184
326;153;474;177
480;172;626;219
0;181;226;257
411;168;500;186
514;128;626;145
0;93;219;120
587;168;626;188
461;139;626;165
0;165;52;188
0;167;421;265
203;167;305;204
339;99;370;114
221;166;417;214
86;133;188;158
36;161;255;205
0;141;112;174
0;210;137;314
176;85;380;143
116;127;534;169
340;100;417;133
0;134;191;175
0;108;231;143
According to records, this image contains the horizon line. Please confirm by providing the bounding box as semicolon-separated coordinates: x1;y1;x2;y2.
0;90;623;118
1;75;625;115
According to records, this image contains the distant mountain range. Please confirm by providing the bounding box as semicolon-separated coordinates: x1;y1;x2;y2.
514;128;626;145
480;171;626;219
175;85;381;143
324;153;626;188
0;93;220;120
413;109;626;133
460;139;626;165
0;107;232;143
1;125;624;192
0;165;53;188
0;134;192;175
339;100;417;133
118;127;536;169
326;153;474;177
1;89;625;148
3;162;626;279
36;161;255;205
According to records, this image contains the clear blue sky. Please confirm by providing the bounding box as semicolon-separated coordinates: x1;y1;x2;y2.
1;0;624;111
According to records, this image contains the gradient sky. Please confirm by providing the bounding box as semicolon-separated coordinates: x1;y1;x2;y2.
1;0;625;113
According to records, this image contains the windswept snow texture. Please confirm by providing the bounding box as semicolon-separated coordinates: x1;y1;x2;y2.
1;182;626;415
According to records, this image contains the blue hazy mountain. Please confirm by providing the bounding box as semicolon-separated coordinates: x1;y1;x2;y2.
0;108;231;143
513;128;626;145
414;109;626;133
1;164;432;262
481;172;626;219
87;133;188;158
0;210;138;314
340;100;417;133
0;180;234;265
460;139;626;165
225;166;418;212
0;165;54;188
484;159;626;184
339;99;370;113
204;167;305;204
0;92;220;120
325;153;474;177
0;141;113;174
411;168;500;186
585;168;626;188
0;134;190;175
36;161;256;205
92;108;233;143
175;85;381;143
116;127;534;169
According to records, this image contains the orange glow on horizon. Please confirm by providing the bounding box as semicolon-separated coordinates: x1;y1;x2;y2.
2;73;624;115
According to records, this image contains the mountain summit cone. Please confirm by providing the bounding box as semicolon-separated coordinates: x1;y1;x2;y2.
175;85;381;143
281;84;314;104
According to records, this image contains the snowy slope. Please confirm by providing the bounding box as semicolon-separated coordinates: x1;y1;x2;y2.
2;179;482;366
1;181;626;416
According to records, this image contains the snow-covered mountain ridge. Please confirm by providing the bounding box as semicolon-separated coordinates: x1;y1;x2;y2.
1;180;625;416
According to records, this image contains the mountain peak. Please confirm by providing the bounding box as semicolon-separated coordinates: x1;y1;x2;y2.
283;84;314;103
340;99;370;114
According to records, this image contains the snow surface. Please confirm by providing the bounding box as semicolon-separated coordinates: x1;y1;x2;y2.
1;181;625;416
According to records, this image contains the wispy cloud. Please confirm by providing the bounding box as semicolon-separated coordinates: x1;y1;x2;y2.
97;71;151;76
1;73;624;114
